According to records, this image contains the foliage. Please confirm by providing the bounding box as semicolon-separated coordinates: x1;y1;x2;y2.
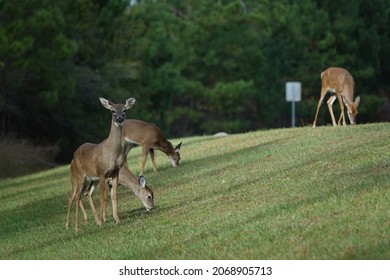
0;123;389;259
0;0;389;163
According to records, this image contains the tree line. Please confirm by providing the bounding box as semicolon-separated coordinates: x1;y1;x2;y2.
1;0;389;163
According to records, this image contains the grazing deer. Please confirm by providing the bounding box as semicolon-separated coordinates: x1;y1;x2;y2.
66;97;135;232
79;164;154;224
122;119;182;175
313;67;360;127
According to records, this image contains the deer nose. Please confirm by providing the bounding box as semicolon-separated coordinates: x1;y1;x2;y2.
117;116;124;124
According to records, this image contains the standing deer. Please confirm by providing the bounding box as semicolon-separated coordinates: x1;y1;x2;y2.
313;67;360;127
79;163;154;224
66;97;135;232
122;119;182;175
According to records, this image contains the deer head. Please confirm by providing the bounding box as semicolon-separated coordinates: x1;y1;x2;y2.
168;142;182;167
99;97;136;127
138;175;154;212
342;95;360;125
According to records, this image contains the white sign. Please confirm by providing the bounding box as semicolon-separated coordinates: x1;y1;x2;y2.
286;81;301;127
286;82;301;102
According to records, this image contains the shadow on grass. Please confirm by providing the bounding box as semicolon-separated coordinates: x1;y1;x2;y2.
0;194;67;238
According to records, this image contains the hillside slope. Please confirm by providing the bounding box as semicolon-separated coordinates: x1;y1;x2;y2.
0;123;389;259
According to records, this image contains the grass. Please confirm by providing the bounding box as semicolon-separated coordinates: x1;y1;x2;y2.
0;123;389;259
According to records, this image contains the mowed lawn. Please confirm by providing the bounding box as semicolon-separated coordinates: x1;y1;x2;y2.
0;123;389;259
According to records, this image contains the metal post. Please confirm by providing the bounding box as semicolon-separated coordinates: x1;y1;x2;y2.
286;81;301;128
291;100;295;127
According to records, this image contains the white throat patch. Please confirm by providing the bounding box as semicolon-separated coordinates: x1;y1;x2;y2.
168;156;177;167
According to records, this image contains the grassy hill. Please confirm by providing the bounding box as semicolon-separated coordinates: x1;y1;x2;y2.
0;123;389;259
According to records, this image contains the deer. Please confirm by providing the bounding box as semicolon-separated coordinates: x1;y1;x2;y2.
313;67;360;128
65;97;135;232
122;119;182;175
78;163;154;224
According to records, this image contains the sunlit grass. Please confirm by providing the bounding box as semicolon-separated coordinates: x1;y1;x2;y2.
0;123;389;259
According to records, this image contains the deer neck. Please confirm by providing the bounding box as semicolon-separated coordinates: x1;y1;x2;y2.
128;179;142;197
119;166;141;197
105;120;123;154
158;140;174;156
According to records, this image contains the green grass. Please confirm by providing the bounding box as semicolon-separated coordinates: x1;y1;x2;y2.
0;123;389;259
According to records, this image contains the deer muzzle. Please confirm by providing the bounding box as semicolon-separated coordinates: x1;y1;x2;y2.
116;116;124;124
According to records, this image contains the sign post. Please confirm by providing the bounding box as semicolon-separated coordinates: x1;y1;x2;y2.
286;82;301;127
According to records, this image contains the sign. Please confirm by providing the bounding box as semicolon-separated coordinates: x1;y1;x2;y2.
285;82;301;127
286;82;301;102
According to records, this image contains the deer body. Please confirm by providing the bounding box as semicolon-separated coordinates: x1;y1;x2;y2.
118;164;154;211
79;164;154;223
313;67;360;127
122;119;182;175
66;97;135;232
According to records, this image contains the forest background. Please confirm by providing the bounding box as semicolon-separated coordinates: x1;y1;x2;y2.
0;0;389;175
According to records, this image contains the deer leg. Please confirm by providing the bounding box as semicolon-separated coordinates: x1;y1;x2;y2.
103;203;107;222
65;181;77;230
75;184;82;232
86;184;101;226
327;95;337;126
102;182;108;223
79;200;88;222
123;143;133;158
79;178;93;223
140;145;149;175
149;148;158;172
110;175;120;224
313;88;327;128
98;176;106;226
103;188;107;223
337;112;344;125
337;94;346;126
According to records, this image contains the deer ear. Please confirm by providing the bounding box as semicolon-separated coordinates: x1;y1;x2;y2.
99;97;113;110
175;142;182;152
354;96;360;107
139;175;146;188
125;98;136;109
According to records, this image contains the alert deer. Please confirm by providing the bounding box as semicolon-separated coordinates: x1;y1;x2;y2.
122;119;182;175
313;67;360;127
79;163;154;224
65;97;135;232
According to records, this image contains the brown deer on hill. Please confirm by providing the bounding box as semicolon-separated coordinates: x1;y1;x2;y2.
65;97;135;232
313;67;360;127
122;119;182;175
78;163;154;224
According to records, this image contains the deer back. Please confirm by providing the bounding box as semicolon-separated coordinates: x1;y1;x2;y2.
122;119;162;146
321;67;355;102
